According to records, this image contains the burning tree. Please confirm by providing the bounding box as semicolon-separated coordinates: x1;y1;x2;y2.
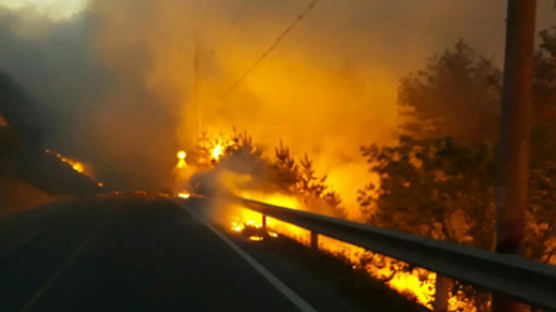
187;129;345;218
269;142;345;218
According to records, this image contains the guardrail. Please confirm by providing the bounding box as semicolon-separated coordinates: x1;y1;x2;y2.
233;196;556;311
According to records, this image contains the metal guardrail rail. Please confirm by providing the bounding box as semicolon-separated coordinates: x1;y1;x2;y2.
233;196;556;311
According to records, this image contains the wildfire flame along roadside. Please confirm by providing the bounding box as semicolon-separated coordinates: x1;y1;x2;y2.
45;149;104;188
212;144;224;161
173;132;477;311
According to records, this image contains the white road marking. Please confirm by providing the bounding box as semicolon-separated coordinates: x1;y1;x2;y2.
176;200;319;312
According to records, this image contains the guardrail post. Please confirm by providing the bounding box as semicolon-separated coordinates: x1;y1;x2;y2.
262;215;267;231
433;275;450;312
310;231;318;250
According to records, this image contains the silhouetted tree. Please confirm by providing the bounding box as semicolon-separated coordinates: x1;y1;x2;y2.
398;40;502;143
370;35;555;264
0;120;22;174
358;136;495;311
360;33;556;311
203;130;345;217
271;140;298;192
525;28;556;264
359;136;495;248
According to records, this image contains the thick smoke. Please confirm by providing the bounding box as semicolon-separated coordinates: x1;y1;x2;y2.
0;1;555;199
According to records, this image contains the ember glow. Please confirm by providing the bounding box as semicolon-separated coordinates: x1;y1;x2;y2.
43;149;105;188
45;149;89;175
239;192;312;244
177;150;186;160
1;1;551;311
172;127;481;311
194;132;236;165
317;235;436;308
211;144;224;162
176;150;187;169
178;192;191;199
226;189;437;305
229;194;476;311
178;135;453;308
230;192;308;243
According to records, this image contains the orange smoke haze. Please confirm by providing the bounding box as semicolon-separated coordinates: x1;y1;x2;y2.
2;0;556;194
89;0;403;214
87;0;556;215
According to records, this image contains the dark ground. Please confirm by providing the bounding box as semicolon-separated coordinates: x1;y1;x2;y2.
0;194;428;312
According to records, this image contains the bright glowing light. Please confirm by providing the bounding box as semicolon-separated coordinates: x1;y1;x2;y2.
229;192;308;243
45;149;88;175
71;162;84;173
240;192;299;209
175;150;188;168
178;192;190;199
211;144;223;161
97;182;104;187
232;224;243;232
246;220;258;227
194;131;238;165
225;190;464;309
177;150;186;160
191;134;474;310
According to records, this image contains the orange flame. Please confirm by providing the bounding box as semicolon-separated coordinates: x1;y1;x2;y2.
178;192;191;199
211;144;224;161
45;149;90;175
227;191;476;311
176;150;187;168
175;136;475;310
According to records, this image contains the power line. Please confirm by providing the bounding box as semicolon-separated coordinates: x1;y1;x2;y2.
224;0;322;95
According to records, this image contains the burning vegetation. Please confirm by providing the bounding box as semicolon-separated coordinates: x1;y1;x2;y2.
173;130;461;310
45;149;87;174
44;149;104;188
1;1;554;311
171;31;556;311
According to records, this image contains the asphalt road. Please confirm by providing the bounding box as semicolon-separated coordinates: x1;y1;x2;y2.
0;194;426;312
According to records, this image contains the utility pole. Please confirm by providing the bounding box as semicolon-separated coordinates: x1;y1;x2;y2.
494;1;536;311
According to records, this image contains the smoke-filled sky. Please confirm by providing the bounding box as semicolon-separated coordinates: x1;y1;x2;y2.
1;0;555;209
0;0;87;21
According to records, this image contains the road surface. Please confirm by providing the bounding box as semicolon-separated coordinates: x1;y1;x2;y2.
0;194;426;312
